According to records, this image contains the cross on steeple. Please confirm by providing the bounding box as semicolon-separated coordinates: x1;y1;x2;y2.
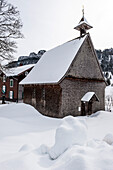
82;5;84;18
74;7;93;37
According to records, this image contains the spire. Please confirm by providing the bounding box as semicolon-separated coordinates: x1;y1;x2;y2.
82;5;84;18
74;6;93;37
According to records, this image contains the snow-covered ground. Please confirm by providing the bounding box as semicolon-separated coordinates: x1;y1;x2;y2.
0;86;113;169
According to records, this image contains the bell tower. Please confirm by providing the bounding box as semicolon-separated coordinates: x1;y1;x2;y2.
74;6;93;37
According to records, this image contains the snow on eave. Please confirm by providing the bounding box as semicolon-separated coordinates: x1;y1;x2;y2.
74;21;93;30
20;35;87;85
74;17;93;30
81;92;99;102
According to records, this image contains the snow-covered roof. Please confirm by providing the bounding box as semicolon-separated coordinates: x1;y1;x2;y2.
74;17;93;31
81;92;97;102
20;35;87;85
3;64;35;77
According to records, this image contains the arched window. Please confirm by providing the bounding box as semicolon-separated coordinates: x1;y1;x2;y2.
10;79;13;87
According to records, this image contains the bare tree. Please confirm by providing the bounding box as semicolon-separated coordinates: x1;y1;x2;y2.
105;95;112;111
0;0;23;62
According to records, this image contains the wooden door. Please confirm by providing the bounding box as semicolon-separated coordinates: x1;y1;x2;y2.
88;102;92;115
81;102;86;116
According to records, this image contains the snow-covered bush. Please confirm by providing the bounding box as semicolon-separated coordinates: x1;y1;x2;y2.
48;116;87;160
103;133;113;145
38;144;49;154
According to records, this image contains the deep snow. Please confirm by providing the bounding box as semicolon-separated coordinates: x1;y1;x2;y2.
48;116;87;159
0;87;113;169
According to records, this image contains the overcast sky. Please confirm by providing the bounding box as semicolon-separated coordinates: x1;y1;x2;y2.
9;0;113;60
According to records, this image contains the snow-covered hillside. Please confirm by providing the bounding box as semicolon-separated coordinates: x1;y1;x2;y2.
0;87;113;169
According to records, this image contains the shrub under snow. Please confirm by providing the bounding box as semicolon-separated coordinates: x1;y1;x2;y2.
48;116;87;159
103;133;113;145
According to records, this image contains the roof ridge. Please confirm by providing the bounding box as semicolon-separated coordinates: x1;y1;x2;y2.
67;33;88;43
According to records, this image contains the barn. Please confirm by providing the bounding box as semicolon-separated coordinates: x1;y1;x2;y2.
20;13;106;117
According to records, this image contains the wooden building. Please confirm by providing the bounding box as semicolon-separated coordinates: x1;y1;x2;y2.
0;64;34;102
20;13;106;117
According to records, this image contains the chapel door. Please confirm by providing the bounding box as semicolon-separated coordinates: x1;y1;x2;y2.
81;101;86;116
88;102;92;115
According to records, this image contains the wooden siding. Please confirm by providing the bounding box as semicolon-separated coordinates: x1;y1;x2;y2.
24;85;62;117
67;36;104;80
60;78;105;117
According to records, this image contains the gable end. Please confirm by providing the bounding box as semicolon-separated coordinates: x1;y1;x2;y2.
65;34;105;81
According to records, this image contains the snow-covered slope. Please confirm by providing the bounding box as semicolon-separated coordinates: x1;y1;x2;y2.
0;101;113;169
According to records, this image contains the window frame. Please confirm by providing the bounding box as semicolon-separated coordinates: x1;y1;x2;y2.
9;91;14;99
25;71;28;76
2;85;6;94
10;79;14;87
3;75;6;82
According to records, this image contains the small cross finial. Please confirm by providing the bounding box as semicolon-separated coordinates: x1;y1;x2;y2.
82;5;84;17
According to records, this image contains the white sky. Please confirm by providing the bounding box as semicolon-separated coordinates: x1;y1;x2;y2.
9;0;113;60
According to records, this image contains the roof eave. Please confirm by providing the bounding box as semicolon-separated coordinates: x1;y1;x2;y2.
20;82;59;86
5;66;34;78
74;23;93;31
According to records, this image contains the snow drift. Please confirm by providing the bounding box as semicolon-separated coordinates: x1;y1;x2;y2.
0;96;113;169
103;133;113;145
48;116;87;159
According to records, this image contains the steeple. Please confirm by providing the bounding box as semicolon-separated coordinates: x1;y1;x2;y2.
74;6;93;37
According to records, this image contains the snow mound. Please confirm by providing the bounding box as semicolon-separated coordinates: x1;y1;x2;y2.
19;144;34;152
103;133;113;145
48;116;87;159
38;144;49;154
64;154;87;170
86;139;98;148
